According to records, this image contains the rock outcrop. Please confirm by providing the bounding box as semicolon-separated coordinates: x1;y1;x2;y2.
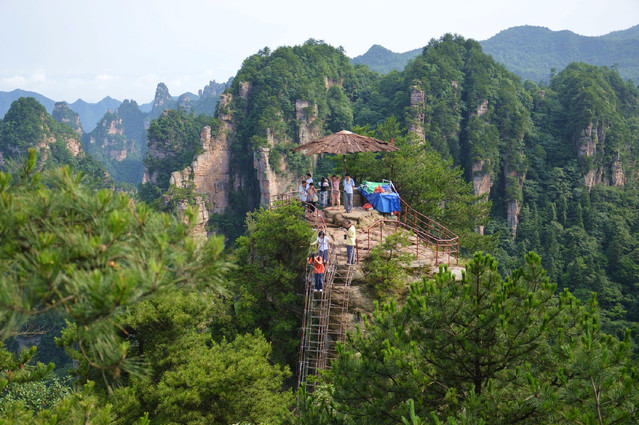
169;123;234;214
252;98;322;207
176;93;192;112
85;101;145;182
575;122;626;188
0;98;84;167
52;102;84;136
151;83;174;117
198;80;230;99
471;160;493;234
408;85;426;142
173;195;210;244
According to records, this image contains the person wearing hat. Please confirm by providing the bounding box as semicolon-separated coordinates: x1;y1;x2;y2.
343;219;356;265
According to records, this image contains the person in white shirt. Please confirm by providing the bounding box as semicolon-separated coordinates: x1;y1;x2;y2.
298;178;308;206
306;173;313;188
310;230;331;263
343;174;355;213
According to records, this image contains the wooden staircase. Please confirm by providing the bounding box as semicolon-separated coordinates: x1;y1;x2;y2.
269;190;459;390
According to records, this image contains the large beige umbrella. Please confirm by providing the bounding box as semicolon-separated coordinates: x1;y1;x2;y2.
292;130;398;177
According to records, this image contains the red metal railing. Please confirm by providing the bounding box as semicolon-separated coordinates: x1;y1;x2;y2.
358;198;459;266
269;191;327;234
271;188;458;266
269;191;298;207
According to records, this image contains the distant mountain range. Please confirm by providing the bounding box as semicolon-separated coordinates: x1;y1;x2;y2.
0;89;121;131
352;24;639;83
0;81;229;133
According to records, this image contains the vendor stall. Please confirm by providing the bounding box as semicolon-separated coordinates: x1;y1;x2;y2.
358;181;401;214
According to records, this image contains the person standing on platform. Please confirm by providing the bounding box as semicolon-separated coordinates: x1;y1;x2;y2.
306;182;317;213
343;174;355;213
343;219;356;265
319;177;330;208
330;175;341;209
298;178;308;207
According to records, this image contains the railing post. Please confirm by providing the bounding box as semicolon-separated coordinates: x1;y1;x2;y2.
436;240;439;266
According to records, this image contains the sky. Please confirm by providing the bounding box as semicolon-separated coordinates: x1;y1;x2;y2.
1;0;638;104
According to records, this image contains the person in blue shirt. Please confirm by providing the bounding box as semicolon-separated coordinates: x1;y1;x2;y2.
343;174;355;213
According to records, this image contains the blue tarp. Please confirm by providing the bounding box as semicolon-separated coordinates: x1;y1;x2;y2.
358;182;401;213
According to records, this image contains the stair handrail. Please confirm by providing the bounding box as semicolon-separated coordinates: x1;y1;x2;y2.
359;216;458;266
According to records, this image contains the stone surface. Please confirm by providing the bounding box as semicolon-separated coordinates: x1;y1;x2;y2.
151;83;173;116
408;84;426;141
52;101;84;136
173;196;209;244
170;124;233;214
471;160;493;234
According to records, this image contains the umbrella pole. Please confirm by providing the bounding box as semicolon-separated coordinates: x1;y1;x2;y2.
343;154;346;178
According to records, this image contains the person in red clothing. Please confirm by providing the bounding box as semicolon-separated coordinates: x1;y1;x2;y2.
308;253;325;292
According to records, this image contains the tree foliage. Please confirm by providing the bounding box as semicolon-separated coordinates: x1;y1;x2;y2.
0;149;232;383
233;203;314;368
291;252;639;424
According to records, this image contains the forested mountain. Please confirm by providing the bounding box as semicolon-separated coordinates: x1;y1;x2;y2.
0;90;121;132
351;44;421;74
352;35;639;337
52;79;233;186
140;34;639;341
67;96;122;131
4;35;639;424
51;101;84;135
83;99;147;184
482;25;639;83
1;79;231;136
352;24;639;83
0;97;110;184
0;89;56;115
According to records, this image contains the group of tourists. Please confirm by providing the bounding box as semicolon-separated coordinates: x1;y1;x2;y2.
298;171;358;292
307;219;357;292
298;173;355;213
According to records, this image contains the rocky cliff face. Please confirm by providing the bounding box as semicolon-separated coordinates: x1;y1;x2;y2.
151;83;174;117
575;122;625;188
471;160;493;234
505;168;526;236
169;123;234;215
34;115;83;160
176;93;192;113
86;110;141;161
87;114;128;161
199;80;230;99
173;196;210;244
253;98;322;207
65;134;82;157
408;85;426;142
165;101;237;239
84;100;146;184
52;102;84;136
167;80;324;217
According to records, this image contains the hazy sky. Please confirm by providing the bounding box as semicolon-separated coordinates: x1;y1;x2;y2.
1;0;638;103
